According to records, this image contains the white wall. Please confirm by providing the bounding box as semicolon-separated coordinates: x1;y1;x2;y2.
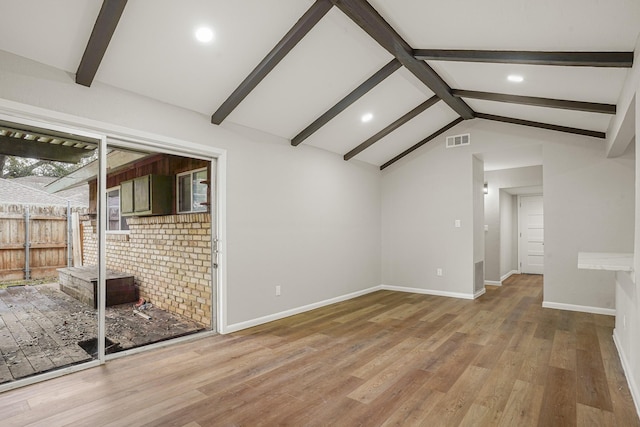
382;119;635;311
0;50;382;329
543;138;634;310
484;166;543;282
613;51;640;413
381;137;476;297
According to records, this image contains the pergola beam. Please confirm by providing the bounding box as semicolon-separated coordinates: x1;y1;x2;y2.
292;59;401;146
76;0;128;87
413;49;634;68
211;0;333;125
452;89;616;115
0;137;91;163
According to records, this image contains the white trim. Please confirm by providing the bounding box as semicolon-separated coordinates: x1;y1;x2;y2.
542;301;616;316
106;186;130;232
98;135;107;362
382;284;476;300
215;154;227;334
474;288;487;299
176;167;208;214
486;270;520;287
223;286;383;334
613;328;640;418
224;283;478;333
500;270;519;282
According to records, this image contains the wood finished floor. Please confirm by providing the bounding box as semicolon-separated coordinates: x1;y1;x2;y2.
0;274;637;426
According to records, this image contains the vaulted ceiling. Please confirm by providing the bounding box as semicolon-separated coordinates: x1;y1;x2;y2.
0;0;638;169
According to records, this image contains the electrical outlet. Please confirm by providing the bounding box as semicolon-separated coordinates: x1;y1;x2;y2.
436;268;443;276
275;285;281;296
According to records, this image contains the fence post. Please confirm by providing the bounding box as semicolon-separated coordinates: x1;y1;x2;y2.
24;208;30;280
67;201;72;267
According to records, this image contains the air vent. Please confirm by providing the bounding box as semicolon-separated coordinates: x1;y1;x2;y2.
446;133;470;148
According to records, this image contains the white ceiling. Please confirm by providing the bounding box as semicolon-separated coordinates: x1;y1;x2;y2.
0;0;638;168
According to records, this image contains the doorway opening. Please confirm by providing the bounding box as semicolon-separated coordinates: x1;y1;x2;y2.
480;152;544;291
0;114;222;391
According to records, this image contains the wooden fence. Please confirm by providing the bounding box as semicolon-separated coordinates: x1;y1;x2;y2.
0;204;85;281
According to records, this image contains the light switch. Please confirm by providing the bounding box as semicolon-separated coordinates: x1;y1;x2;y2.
455;220;461;228
484;225;489;232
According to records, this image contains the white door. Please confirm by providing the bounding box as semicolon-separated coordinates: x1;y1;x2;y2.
518;195;544;274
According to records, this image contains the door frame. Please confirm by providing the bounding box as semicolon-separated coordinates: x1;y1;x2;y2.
517;194;544;275
0;98;227;392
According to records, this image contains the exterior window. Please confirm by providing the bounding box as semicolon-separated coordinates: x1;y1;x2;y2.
177;168;208;213
107;187;129;231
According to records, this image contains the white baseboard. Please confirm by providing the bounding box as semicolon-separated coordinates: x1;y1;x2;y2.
613;328;640;418
223;285;383;333
474;288;486;299
542;301;616;316
500;270;519;282
381;284;476;300
224;283;478;333
486;270;519;287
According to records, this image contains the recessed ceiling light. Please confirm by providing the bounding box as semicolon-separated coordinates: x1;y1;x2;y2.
507;74;524;83
361;113;373;123
195;27;214;43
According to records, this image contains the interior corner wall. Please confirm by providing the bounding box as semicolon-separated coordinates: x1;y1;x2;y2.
382;119;634;312
473;155;485;294
613;78;639;416
543;137;634;310
0;50;382;328
473;156;485;268
499;191;518;279
381;136;475;296
484;166;543;282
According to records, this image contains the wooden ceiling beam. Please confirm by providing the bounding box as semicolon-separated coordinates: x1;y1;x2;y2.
476;113;605;139
380;118;464;170
76;0;128;87
344;96;440;161
452;89;616;115
330;0;474;119
0;136;91;163
292;59;401;146
413;49;634;67
211;0;333;125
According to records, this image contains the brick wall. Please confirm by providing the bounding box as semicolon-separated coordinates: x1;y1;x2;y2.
82;213;212;326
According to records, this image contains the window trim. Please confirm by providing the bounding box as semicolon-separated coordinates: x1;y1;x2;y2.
176;167;208;214
106;186;130;233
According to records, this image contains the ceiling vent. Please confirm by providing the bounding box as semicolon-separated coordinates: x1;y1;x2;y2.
446;133;470;148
